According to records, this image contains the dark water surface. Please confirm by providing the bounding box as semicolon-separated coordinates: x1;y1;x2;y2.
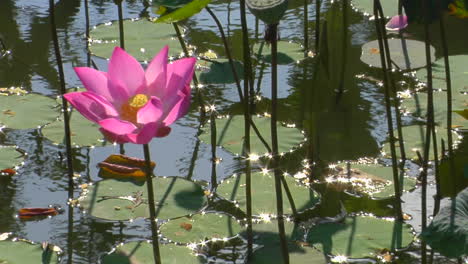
0;0;466;263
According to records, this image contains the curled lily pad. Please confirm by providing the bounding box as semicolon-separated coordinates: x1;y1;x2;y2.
400;91;468;128
198;115;304;156
360;39;435;71
415;55;468;95
160;213;243;244
216;172;320;216
421;187;468;258
79;177;206;221
155;0;211;23
381;124;457;160
307;216;414;259
253;41;306;65
245;220;327;263
0;237;61;263
0;93;58;129
0;146;23;173
101;241;202;264
328;163;416;199
89;19;183;61
351;0;399;17
41;111;107;147
98;154;156;181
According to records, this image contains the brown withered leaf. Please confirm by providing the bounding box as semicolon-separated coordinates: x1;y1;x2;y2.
180;222;193;231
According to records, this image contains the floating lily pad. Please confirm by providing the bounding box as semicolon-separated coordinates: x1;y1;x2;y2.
382;124;455;160
101;241;202;264
0;93;58;129
253;41;305;65
0;237;60;263
0;146;23;172
307;216;414;259
246;220;327;264
415;55;468;94
196;59;244;84
360;39;435;70
438;136;468;197
352;0;399;17
160;213;243;244
400;91;468;128
330;163;417;199
216;172;320;215
155;0;211;23
421;187;468;258
90;19;183;61
79;177;206;221
199;115;304;156
41;111;106;147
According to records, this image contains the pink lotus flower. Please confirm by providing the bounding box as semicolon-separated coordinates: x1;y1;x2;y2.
385;15;408;31
64;46;196;144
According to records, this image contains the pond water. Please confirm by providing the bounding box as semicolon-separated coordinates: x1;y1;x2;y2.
0;0;467;263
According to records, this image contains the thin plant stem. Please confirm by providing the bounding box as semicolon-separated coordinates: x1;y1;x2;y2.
239;0;254;258
50;2;75;263
420;0;435;261
117;1;125;49
84;0;91;67
337;0;348;97
210;113;218;189
49;0;74;200
304;0;309;55
373;0;403;220
315;0;321;51
270;23;290;264
143;144;162;264
431;126;440;215
375;2;406;161
437;0;456;198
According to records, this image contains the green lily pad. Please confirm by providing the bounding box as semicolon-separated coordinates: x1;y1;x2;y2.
415;55;468;95
0;237;60;263
199;115;304;156
89;19;183;61
196;59;244;84
160;213;243;244
351;0;399;17
0;146;23;172
307;216;414;259
253;41;306;65
400;91;468;128
421;187;468;258
331;163;417;199
79;177;206;221
101;241;202;264
438;136;468;198
246;0;288;25
41;111;107;147
0;93;58;129
360;39;435;71
245;220;327;264
216;172;320;215
381;124;455;160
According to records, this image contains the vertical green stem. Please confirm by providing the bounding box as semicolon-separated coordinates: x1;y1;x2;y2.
143;144;162;264
239;0;254;257
373;0;403;220
315;0;321;51
420;0;435;261
304;0;309;55
50;1;75;262
210;113;218;189
84;0;91;67
337;0;348;96
270;23;290;264
117;1;125;49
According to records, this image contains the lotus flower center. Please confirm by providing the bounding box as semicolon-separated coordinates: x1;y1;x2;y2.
120;94;149;123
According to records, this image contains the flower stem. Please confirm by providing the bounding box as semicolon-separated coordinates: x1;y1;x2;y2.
143;144;162;264
270;23;290;264
239;0;254;257
84;0;91;67
117;1;125;49
373;0;403;220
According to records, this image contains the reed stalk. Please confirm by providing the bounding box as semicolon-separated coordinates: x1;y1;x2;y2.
143;144;162;264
